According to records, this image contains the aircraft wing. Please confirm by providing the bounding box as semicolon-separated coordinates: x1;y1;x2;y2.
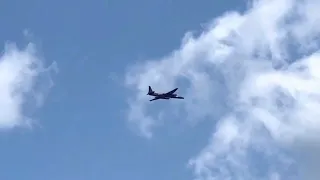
165;88;178;95
150;97;161;101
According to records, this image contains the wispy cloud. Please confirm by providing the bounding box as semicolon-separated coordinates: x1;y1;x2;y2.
0;42;57;130
124;0;320;179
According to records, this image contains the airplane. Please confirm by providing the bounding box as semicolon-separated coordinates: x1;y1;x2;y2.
147;86;184;101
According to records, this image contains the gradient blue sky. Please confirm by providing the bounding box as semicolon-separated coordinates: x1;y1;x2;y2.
0;0;244;180
2;0;320;180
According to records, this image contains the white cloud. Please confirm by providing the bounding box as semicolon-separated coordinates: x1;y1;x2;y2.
0;42;57;130
125;0;320;179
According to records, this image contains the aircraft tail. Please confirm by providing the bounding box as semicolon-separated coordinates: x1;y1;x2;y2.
147;86;154;95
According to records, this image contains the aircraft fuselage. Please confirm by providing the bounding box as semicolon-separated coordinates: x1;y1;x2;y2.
149;93;177;98
147;86;184;101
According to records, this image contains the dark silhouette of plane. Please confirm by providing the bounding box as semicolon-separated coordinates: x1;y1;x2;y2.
147;86;184;101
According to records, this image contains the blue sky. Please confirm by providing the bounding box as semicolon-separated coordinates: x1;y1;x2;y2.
0;0;243;180
1;0;320;180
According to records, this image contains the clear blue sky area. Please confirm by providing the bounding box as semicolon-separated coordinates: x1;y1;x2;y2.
0;0;245;180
